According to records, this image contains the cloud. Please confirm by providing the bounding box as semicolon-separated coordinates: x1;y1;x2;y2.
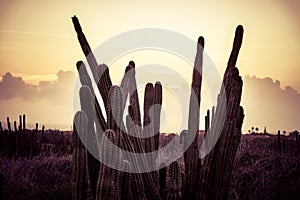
0;72;38;99
242;75;300;133
0;70;75;104
38;70;75;104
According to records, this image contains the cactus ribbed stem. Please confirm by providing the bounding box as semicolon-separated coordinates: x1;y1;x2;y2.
121;160;133;200
79;86;100;198
184;36;204;200
108;86;149;200
166;161;182;200
72;111;88;200
96;129;122;200
120;64;133;111
96;64;113;113
154;82;162;151
77;61;106;132
128;61;142;126
72;16;113;110
197;25;244;200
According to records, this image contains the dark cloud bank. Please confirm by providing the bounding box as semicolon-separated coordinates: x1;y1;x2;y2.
242;76;300;133
0;70;75;104
0;72;299;133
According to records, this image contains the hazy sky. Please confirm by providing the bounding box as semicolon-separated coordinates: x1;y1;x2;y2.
0;0;299;133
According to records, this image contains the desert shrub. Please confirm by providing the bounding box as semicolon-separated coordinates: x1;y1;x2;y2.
0;155;72;200
232;135;300;200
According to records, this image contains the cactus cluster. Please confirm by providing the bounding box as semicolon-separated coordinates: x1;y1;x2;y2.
0;114;45;158
72;16;244;200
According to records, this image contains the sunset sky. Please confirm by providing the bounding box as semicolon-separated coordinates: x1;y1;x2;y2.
0;0;299;133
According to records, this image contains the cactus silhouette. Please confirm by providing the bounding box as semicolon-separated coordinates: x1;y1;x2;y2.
72;15;245;200
0;114;46;158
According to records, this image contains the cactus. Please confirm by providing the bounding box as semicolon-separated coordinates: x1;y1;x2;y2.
96;129;123;200
143;83;155;161
14;121;17;132
79;86;100;198
7;117;11;133
0;121;2;133
296;131;299;152
159;163;167;199
0;172;3;200
183;36;204;199
278;130;281;154
72;16;245;200
0;121;5;156
166;161;182;200
154;82;162;153
0;115;46;158
108;86;148;200
77;61;106;131
19;115;22;132
0;122;2;155
72;111;88;200
128;61;142;127
121;160;133;200
23;114;26;134
72;16;113;110
196;25;244;200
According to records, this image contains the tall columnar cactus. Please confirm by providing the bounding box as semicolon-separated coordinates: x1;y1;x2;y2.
77;61;106;131
107;86;149;200
0;122;2;154
96;129;123;200
0;172;3;200
7;117;11;133
72;111;88;200
296;131;299;152
79;86;100;198
19;115;22;132
166;161;182;200
72;16;245;200
23;114;26;134
128;61;142;127
143;83;155;159
121;160;133;200
159;163;167;199
0;121;2;133
72;16;113;110
277;130;281;154
14;121;17;132
183;36;204;199
196;25;244;200
154;82;162;149
0;115;44;158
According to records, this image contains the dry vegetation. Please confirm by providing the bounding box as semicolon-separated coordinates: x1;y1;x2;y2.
0;134;299;200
